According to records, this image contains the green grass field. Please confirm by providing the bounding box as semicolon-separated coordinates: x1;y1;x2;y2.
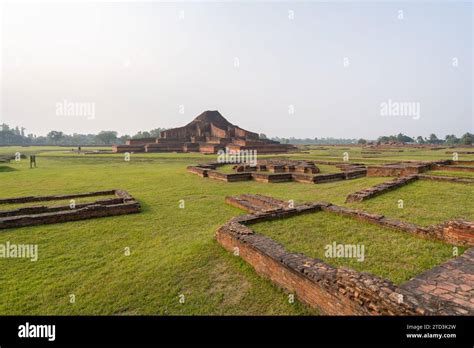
0;145;472;315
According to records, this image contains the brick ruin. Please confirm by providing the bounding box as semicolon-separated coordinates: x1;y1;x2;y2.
367;162;432;177
112;110;296;154
0;155;12;164
400;249;474;313
0;190;140;229
346;174;474;203
233;159;321;174
218;194;474;315
187;160;367;184
431;160;474;173
367;160;474;177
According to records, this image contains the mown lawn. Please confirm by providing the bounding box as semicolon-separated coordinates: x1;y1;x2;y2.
0;146;472;315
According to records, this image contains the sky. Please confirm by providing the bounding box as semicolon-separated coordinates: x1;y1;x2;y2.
0;0;472;139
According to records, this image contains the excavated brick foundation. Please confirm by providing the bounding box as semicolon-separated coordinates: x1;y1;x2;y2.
217;194;474;315
346;174;474;203
367;160;474;177
187;160;367;184
0;190;141;229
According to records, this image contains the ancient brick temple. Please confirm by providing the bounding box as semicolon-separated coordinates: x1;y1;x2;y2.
112;110;296;154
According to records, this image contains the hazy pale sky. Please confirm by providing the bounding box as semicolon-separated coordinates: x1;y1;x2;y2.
1;1;472;139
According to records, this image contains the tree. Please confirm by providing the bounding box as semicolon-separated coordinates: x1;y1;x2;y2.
416;136;425;144
47;131;65;145
396;133;414;143
119;135;131;144
95;131;118;145
132;131;151;139
461;132;473;145
428;133;439;144
259;133;267;139
444;134;459;145
358;138;367;144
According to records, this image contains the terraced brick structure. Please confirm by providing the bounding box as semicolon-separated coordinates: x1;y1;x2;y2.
112;110;296;154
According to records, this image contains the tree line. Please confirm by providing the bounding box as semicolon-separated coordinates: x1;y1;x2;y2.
0;124;472;146
0;124;166;146
272;133;473;145
357;132;473;145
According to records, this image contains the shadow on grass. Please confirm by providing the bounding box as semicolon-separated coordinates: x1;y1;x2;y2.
0;166;16;173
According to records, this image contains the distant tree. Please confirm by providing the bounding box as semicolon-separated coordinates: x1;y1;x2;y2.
428;133;440;144
132;131;152;139
95;131;118;145
259;133;267;139
461;132;473;145
47;131;65;145
358;138;367;144
396;133;414;143
444;134;460;145
119;135;131;144
416;136;425;144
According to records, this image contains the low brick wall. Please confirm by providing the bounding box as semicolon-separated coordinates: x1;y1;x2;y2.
346;174;473;203
344;169;367;179
367;165;427;177
291;173;316;183
0;190;116;204
251;173;293;183
0;198;124;218
187;166;209;177
322;203;473;247
434;220;474;246
207;171;252;182
112;145;145;153
452;160;474;166
313;172;346;183
346;175;419;202
0;202;140;229
0;190;140;230
418;175;474;184
433;165;474;173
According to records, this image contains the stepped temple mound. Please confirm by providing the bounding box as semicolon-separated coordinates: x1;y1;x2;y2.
112;110;297;154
